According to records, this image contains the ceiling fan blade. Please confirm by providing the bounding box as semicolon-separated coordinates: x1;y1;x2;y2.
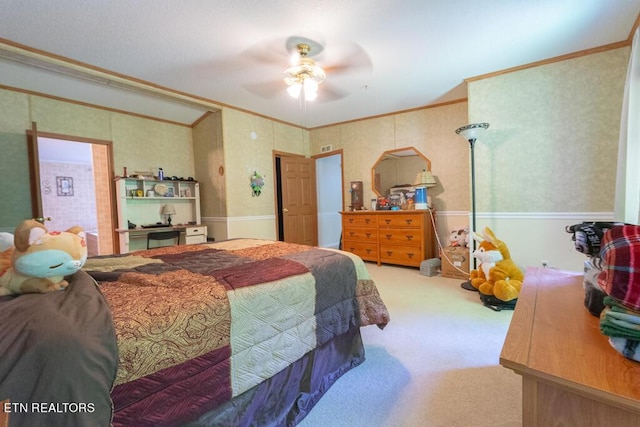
240;37;290;66
317;83;348;102
322;42;372;76
242;80;283;99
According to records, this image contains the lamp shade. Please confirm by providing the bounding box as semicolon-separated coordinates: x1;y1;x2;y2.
455;123;489;141
414;169;437;188
161;204;176;216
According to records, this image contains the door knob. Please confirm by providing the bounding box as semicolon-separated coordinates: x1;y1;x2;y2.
282;208;289;212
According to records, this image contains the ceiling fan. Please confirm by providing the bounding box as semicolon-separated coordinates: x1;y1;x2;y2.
241;36;372;102
283;42;326;101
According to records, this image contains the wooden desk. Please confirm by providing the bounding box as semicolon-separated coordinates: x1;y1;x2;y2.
500;267;640;426
116;224;207;253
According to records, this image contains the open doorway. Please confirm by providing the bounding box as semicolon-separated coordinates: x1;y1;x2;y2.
314;150;344;248
32;136;116;255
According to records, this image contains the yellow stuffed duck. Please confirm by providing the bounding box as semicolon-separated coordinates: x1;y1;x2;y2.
469;226;524;302
0;219;87;296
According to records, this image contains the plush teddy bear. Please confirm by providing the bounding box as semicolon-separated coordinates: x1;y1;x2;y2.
0;219;87;296
469;226;524;302
449;226;470;248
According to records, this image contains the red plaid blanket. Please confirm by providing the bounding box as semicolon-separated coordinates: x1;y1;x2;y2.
598;225;640;311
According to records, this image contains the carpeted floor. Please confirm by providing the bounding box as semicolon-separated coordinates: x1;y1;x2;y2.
299;263;523;427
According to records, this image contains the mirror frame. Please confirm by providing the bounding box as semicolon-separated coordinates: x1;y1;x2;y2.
371;146;431;197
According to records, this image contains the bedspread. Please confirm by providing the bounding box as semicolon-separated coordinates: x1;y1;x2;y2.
84;238;390;426
0;270;118;427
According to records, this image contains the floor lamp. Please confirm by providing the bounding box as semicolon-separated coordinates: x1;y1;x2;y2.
455;122;489;291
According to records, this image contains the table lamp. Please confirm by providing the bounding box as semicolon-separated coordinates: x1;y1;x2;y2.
161;204;176;225
414;169;437;209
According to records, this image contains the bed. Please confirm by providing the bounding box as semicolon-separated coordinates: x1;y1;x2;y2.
0;238;390;427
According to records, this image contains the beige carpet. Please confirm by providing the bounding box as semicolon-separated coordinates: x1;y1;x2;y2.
299;263;522;427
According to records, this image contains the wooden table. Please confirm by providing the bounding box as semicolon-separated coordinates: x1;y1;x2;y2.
500;267;640;426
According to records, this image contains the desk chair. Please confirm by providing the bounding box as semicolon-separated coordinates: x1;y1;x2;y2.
147;230;181;249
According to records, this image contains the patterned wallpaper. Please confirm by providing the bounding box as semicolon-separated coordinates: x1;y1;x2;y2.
309;101;470;212
39;160;97;232
468;47;629;213
193;111;226;218
0;45;630;238
0;89;195;231
220;108;310;217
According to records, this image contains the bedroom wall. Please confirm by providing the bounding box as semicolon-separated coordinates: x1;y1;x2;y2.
309;46;630;272
0;89;31;231
193;111;226;240
212;107;309;241
0;46;628;272
468;46;629;272
0;88;195;233
309;100;471;257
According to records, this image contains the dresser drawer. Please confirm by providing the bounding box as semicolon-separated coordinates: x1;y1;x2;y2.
343;227;378;243
342;241;378;262
185;234;206;245
185;226;206;236
378;214;422;228
379;229;421;246
343;214;378;227
379;245;422;267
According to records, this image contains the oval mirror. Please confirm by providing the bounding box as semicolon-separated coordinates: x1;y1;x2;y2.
371;146;431;197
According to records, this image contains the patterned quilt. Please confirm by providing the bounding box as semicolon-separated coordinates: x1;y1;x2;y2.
84;238;390;426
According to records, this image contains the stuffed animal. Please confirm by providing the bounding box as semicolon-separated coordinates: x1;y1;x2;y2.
449;226;470;248
469;227;524;302
251;171;265;197
0;219;87;296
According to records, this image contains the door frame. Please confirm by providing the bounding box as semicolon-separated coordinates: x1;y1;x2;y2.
312;148;345;213
272;149;345;245
312;149;345;248
273;150;305;243
26;125;119;253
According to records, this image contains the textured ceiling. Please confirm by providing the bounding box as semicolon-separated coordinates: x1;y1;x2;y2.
0;0;639;128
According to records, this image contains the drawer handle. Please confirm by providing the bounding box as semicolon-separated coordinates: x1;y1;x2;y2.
385;219;391;224
385;234;392;239
386;251;393;256
349;232;355;237
406;235;413;241
405;219;413;225
349;218;355;223
365;219;371;224
365;232;371;238
192;229;200;233
366;249;372;254
407;253;414;258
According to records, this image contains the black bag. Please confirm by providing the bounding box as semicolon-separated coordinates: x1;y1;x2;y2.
480;294;517;311
565;222;626;257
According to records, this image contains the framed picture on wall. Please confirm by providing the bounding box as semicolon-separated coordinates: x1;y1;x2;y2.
56;176;74;196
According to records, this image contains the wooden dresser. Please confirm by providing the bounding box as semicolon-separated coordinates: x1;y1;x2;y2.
341;210;435;267
500;267;640;426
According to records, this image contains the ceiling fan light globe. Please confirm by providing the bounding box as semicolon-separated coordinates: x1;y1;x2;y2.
283;41;326;101
303;79;319;100
287;82;302;98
